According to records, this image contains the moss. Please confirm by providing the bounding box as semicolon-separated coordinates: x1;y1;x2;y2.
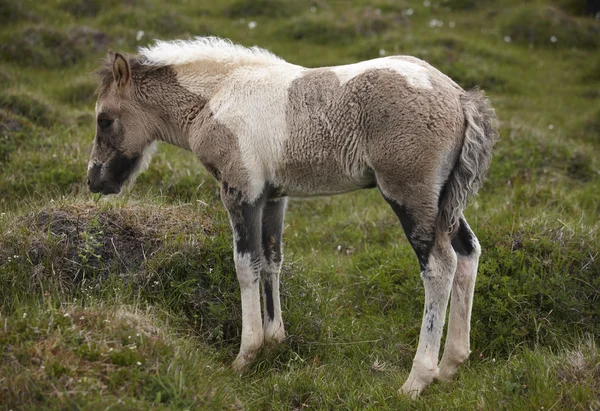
499;5;600;49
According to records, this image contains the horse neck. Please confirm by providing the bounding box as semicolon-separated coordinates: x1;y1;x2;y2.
172;60;238;100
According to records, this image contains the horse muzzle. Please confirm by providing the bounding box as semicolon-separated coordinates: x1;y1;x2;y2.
87;163;121;195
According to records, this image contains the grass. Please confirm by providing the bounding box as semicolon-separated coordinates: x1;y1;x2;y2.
1;0;599;408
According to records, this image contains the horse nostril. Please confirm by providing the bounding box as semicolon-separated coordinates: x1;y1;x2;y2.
87;177;91;186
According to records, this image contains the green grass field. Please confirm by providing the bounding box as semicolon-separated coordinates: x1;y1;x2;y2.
1;0;599;409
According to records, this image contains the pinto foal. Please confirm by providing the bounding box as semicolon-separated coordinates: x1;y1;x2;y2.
87;37;497;397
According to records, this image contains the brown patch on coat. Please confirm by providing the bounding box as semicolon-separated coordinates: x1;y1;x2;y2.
280;68;375;196
281;66;463;207
188;109;250;192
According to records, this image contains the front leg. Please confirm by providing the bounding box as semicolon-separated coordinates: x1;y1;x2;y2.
261;197;287;345
221;183;266;371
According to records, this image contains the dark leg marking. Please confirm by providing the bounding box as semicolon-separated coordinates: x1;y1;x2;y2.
263;278;274;320
221;182;265;282
451;218;475;256
261;198;286;322
382;195;435;271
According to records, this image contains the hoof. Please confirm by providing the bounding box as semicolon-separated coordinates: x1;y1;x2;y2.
436;362;459;382
264;325;286;346
437;352;467;382
399;380;426;399
232;351;256;372
399;362;437;398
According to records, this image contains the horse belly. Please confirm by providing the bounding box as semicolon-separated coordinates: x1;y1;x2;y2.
274;160;375;197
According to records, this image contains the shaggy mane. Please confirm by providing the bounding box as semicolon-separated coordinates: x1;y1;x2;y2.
138;36;283;67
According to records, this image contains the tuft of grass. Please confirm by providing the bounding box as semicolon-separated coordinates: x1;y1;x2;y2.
55;78;98;106
0;304;240;409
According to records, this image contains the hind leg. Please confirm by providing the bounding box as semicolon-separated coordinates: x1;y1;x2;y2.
382;188;457;398
261;197;287;345
437;217;480;381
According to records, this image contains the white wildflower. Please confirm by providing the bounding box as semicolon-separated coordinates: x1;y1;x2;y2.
248;21;257;30
136;30;144;41
550;35;557;43
423;0;431;7
428;19;443;28
137;361;142;365
379;49;386;56
404;8;414;16
63;313;70;317
449;21;455;28
548;124;554;130
504;36;512;43
310;6;316;13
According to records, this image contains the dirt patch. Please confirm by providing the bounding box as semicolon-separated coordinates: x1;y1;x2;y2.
25;203;213;284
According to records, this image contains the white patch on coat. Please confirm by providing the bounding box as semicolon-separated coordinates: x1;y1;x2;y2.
209;65;305;201
331;57;432;89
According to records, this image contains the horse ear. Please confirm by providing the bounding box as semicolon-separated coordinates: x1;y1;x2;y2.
112;53;131;89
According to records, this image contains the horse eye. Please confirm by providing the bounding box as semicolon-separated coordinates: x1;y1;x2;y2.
97;118;113;130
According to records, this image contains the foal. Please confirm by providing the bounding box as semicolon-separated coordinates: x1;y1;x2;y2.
87;37;498;397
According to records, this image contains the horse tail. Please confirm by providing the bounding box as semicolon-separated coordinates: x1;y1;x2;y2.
438;88;499;234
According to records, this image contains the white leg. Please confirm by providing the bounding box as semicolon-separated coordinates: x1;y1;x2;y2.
400;237;457;398
438;220;481;380
232;252;264;371
262;262;286;344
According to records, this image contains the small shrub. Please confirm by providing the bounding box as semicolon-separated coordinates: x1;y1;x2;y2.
0;109;33;167
60;0;125;17
282;7;397;45
224;0;298;18
0;0;34;25
0;93;54;127
0;25;109;68
566;151;596;182
500;5;600;49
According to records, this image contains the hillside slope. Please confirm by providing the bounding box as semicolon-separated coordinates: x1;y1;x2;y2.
1;0;599;408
